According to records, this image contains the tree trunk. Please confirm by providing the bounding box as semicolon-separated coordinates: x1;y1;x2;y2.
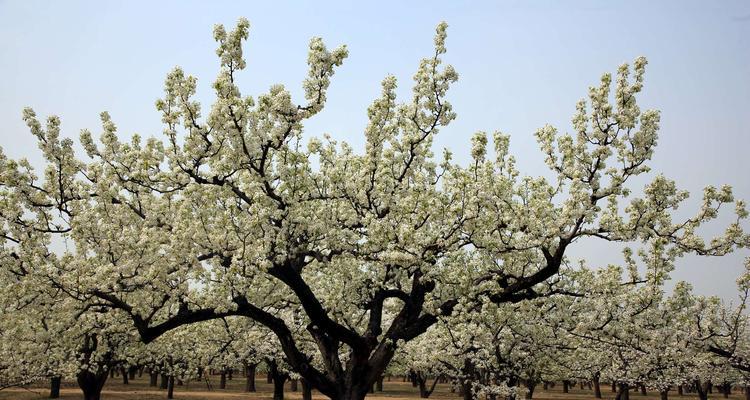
167;375;175;399
695;380;709;400
543;382;548;391
302;379;313;400
160;373;169;390
593;374;602;399
244;363;256;392
462;380;473;400
640;384;647;395
228;369;233;380
418;376;428;398
267;372;273;384
376;375;384;392
128;366;136;380
49;376;61;399
722;383;731;398
150;371;159;387
219;370;227;389
661;389;669;400
526;380;536;399
563;381;570;393
616;383;631;400
744;386;750;400
291;379;298;392
678;385;683;396
273;376;285;400
268;360;287;400
77;369;108;400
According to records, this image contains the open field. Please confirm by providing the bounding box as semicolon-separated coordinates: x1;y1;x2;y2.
1;375;746;400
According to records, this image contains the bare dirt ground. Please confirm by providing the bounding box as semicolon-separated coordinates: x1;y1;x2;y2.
1;374;744;400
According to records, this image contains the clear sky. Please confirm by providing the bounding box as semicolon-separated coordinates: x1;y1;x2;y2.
1;0;748;302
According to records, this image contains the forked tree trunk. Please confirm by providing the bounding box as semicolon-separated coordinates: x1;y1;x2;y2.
49;376;61;399
418;376;428;398
77;369;108;400
244;363;257;392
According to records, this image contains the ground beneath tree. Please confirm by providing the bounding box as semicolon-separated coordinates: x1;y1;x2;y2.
1;375;744;400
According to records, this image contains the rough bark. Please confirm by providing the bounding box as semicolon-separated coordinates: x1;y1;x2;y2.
149;371;158;387
220;369;227;389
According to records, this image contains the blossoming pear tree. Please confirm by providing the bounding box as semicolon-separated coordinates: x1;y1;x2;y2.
3;16;750;400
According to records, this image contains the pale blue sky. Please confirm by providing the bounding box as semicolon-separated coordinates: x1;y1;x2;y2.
1;0;749;301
